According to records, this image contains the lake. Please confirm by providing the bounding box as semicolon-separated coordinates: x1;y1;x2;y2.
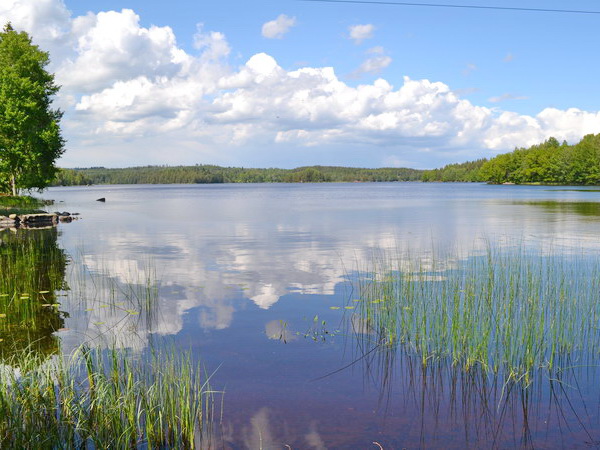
24;183;600;447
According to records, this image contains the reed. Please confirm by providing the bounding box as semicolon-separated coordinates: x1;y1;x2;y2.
0;346;215;448
352;247;600;384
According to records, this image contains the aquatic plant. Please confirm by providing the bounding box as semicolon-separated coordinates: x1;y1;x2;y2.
0;346;216;448
352;248;600;384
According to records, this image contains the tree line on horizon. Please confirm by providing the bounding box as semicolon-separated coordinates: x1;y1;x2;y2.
422;134;600;185
51;165;424;185
53;134;600;187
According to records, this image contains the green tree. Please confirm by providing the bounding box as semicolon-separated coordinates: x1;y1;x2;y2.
0;23;64;196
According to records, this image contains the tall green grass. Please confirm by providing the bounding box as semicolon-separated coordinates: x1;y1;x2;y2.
352;248;600;384
0;346;216;448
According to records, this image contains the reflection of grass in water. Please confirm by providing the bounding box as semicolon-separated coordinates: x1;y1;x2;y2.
550;189;600;193
0;227;162;353
515;200;600;217
0;346;216;448
353;249;600;384
0;228;68;360
0;232;220;448
360;350;597;448
67;254;163;350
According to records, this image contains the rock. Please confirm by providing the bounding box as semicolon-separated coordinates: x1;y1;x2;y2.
0;211;78;229
0;219;16;228
96;198;106;202
20;213;55;220
18;213;58;227
20;224;55;230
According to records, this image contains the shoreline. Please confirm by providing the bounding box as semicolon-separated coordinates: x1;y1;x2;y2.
0;212;76;230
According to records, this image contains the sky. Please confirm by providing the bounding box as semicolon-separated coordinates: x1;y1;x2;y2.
1;0;600;169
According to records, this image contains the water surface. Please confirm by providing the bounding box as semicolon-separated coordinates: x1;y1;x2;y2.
35;182;600;448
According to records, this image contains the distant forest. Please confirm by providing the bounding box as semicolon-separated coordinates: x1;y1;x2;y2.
422;134;600;185
52;134;600;187
52;165;423;186
421;159;487;182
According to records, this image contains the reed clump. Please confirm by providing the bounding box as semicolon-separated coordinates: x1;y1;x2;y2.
354;248;600;383
0;346;215;448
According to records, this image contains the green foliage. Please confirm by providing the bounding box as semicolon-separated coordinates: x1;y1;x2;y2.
0;23;64;195
421;159;487;182
57;164;424;185
478;134;600;185
284;167;331;182
0;194;49;215
0;194;47;208
51;168;92;186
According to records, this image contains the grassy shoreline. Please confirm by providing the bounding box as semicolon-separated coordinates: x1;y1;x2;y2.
0;195;51;216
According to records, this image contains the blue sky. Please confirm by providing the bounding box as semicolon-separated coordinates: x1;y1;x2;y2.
2;0;600;168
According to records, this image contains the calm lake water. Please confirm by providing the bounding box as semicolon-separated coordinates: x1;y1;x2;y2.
36;182;600;448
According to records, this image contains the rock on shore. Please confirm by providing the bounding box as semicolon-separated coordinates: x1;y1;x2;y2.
0;212;79;230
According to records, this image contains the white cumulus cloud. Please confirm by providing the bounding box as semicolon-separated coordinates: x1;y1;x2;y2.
58;9;190;93
194;24;231;60
261;14;296;39
0;0;72;62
